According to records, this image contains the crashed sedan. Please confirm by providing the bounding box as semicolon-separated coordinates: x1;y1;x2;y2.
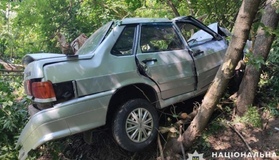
17;16;229;160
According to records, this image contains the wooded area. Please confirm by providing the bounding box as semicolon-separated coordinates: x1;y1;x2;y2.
1;0;279;159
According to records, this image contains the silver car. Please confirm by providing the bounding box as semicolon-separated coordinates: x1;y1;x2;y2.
17;16;228;160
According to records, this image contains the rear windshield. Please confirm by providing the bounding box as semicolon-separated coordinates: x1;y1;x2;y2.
77;21;113;55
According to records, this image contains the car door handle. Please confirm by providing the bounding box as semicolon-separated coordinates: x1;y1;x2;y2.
142;58;158;63
193;50;204;57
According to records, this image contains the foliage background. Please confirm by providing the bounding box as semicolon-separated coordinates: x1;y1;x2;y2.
0;0;278;159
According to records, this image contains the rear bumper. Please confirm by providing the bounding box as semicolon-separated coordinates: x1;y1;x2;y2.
17;90;114;160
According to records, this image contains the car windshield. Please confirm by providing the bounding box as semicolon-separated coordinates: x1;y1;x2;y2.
76;21;113;55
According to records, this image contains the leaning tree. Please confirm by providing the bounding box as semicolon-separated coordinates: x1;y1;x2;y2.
166;0;262;154
236;0;279;116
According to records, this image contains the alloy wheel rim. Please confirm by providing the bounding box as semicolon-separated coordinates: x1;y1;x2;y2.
125;108;154;143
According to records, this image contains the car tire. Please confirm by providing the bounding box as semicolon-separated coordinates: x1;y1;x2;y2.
112;98;159;152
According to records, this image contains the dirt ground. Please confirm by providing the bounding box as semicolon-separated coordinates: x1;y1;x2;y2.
204;116;279;160
60;116;279;160
38;97;279;160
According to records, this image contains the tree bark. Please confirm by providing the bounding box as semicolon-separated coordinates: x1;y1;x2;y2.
70;33;88;54
236;0;279;116
56;32;73;55
171;0;261;152
0;59;24;72
166;0;180;17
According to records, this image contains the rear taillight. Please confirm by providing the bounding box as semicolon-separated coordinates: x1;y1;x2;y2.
31;81;56;99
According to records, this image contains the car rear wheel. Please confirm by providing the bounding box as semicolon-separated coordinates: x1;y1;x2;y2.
112;99;158;152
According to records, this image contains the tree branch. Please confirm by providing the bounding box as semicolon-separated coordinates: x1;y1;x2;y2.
228;123;254;156
157;135;165;160
0;58;24;71
0;69;23;73
166;0;180;17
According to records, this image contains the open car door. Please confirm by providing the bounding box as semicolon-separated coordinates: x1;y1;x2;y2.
136;23;196;99
174;16;228;90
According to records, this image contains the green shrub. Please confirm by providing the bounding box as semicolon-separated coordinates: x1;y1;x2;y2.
234;106;262;128
0;74;29;159
259;39;279;117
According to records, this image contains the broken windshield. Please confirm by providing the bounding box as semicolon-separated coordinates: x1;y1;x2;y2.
77;21;113;55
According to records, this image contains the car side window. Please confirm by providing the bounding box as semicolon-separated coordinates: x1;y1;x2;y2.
176;22;213;47
140;24;184;53
111;26;135;56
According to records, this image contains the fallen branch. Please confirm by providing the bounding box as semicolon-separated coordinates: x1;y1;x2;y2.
158;105;199;158
0;59;24;71
228;123;254;157
56;32;73;54
178;125;186;160
175;105;199;126
157;135;165;160
0;69;23;73
71;33;88;54
159;104;199;135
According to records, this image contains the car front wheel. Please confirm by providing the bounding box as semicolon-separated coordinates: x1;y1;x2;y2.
112;99;159;152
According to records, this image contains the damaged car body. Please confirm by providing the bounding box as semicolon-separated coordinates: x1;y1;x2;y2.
17;16;231;160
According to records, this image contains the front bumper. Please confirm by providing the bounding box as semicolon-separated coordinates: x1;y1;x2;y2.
17;90;114;160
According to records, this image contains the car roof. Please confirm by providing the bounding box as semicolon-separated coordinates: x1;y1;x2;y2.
120;17;171;24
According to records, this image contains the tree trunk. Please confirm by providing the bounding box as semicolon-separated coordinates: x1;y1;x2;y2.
236;0;279;116
166;0;180;17
166;0;261;153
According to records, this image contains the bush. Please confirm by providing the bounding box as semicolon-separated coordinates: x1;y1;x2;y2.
0;73;29;159
259;39;279;117
234;106;262;128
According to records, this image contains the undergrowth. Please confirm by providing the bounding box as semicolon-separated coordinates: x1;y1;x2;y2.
233;105;262;128
0;73;29;159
